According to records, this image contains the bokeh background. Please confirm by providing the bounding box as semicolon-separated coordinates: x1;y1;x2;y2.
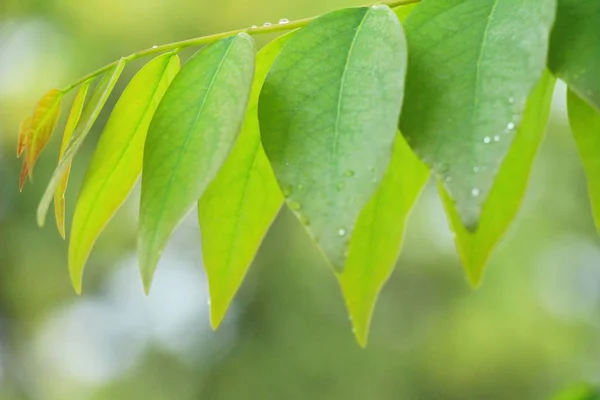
1;0;599;399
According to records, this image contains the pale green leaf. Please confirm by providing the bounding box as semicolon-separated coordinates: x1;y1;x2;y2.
54;80;91;239
567;89;600;236
338;133;428;347
549;0;600;112
69;53;180;294
36;59;127;227
259;6;407;271
139;34;255;293
401;0;556;230
198;33;293;329
440;70;555;286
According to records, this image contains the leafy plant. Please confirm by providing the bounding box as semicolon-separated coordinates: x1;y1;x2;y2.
16;0;600;346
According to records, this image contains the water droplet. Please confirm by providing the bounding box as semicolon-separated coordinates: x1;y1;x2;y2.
288;201;302;211
300;214;310;225
508;97;514;104
263;22;272;27
471;188;480;197
279;18;289;24
344;170;355;177
338;228;347;237
282;185;292;197
507;122;515;130
207;299;212;305
483;136;491;144
473;166;479;173
251;24;258;29
152;45;158;49
493;135;500;142
337;182;345;191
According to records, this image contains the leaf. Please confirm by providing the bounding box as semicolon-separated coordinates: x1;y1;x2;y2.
439;70;555;286
567;89;600;236
400;0;556;231
54;81;91;239
552;383;600;400
258;5;408;271
69;53;180;294
139;34;255;293
25;88;63;177
36;59;127;227
393;2;417;21
198;33;292;329
19;159;29;192
549;0;600;112
337;133;428;347
17;116;31;157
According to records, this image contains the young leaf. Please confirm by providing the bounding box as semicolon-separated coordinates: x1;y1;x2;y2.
198;33;292;329
567;89;600;236
549;0;600;112
337;133;429;347
19;159;29;192
393;2;417;21
17;116;31;157
36;59;127;227
259;5;408;271
25;89;63;177
69;53;180;294
54;81;91;239
400;0;556;231
139;34;255;293
440;70;555;286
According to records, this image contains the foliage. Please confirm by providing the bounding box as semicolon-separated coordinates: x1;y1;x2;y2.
16;0;600;346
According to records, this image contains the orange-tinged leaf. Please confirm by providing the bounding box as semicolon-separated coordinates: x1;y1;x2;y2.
54;81;91;239
17;116;32;157
19;159;29;192
25;89;63;177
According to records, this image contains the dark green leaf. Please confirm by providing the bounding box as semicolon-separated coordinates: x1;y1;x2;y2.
139;34;255;292
401;0;556;230
549;0;600;112
259;5;408;271
440;70;555;286
37;59;127;227
338;133;428;347
567;89;600;236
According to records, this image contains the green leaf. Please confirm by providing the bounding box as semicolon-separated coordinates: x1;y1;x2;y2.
393;2;417;22
54;80;91;239
26;88;63;177
400;0;556;230
337;133;428;347
549;0;600;112
36;58;127;227
259;5;408;271
17;116;31;157
567;89;600;236
69;53;180;294
552;383;600;400
139;34;255;293
198;33;293;329
440;70;555;286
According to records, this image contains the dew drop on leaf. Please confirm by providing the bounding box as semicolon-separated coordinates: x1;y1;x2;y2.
263;22;272;27
279;18;289;24
493;135;500;142
473;166;479;173
483;136;491;144
338;228;347;237
507;122;515;130
471;188;480;197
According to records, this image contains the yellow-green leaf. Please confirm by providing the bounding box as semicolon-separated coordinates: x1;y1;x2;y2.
199;33;293;330
440;70;555;286
26;88;63;177
139;35;255;293
54;81;91;239
68;53;180;294
338;133;428;347
17;116;31;157
37;59;127;227
567;89;600;236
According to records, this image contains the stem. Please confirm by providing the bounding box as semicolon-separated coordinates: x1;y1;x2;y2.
62;0;419;92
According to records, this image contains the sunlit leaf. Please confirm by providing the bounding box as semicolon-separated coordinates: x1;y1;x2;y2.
139;34;255;293
440;70;555;286
54;80;91;239
36;59;127;227
400;0;556;230
549;0;600;112
338;133;428;347
552;383;600;400
259;5;407;271
69;53;180;294
199;33;292;329
25;88;63;177
567;89;600;236
393;2;417;21
19;159;29;192
17;116;31;157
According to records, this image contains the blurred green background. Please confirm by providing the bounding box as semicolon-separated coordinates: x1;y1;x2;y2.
1;1;599;399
